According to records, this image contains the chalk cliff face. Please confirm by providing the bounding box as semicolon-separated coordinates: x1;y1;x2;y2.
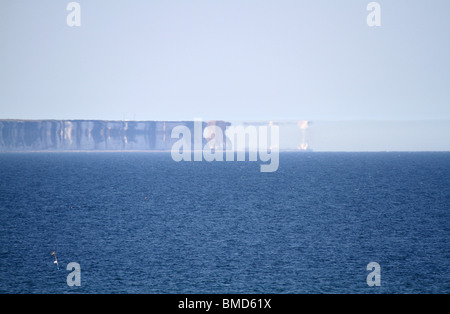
0;120;230;152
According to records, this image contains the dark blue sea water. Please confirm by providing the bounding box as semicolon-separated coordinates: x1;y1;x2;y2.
0;152;448;294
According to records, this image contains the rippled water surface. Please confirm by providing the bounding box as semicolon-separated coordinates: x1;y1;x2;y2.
0;152;448;293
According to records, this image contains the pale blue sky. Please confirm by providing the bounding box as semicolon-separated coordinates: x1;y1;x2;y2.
1;0;449;122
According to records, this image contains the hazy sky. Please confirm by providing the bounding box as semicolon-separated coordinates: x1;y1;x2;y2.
0;0;449;122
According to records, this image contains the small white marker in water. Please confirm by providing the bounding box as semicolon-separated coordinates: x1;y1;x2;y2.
51;251;60;270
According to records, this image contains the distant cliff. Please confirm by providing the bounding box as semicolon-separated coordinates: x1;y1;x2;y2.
0;120;230;152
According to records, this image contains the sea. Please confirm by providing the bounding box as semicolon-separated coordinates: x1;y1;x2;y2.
0;152;448;294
